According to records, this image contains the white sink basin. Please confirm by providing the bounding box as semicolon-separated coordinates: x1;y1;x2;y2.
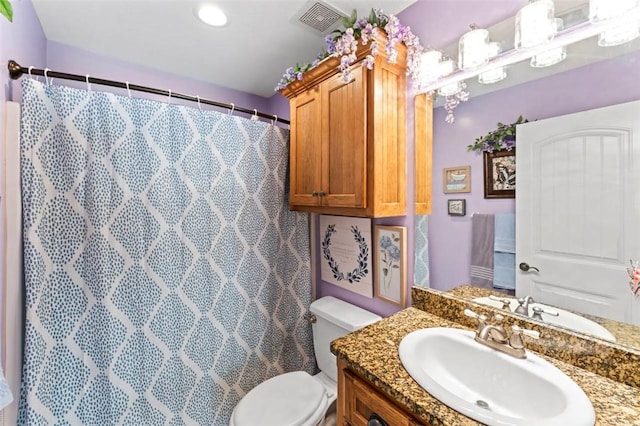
399;327;595;426
472;297;616;342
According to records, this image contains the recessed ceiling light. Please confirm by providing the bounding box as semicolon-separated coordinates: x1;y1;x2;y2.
196;4;228;27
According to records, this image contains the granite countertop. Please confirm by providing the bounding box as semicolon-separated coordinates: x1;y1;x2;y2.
331;307;640;426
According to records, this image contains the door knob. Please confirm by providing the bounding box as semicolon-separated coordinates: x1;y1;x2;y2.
519;262;540;272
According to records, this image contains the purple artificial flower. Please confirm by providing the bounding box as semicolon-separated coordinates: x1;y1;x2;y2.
362;55;375;70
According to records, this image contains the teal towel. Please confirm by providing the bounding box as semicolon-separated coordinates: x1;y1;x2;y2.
493;213;515;290
494;213;515;253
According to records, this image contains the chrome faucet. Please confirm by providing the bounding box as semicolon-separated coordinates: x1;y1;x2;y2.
464;309;540;359
514;296;535;315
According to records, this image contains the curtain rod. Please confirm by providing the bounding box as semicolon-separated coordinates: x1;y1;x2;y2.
7;60;290;125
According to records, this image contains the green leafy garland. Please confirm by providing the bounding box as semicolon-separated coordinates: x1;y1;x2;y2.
467;115;529;153
1;0;12;22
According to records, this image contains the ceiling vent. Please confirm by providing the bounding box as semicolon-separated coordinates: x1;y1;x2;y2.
294;0;345;34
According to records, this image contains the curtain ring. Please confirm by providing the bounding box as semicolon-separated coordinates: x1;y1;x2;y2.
196;95;202;111
251;109;259;121
86;74;92;92
228;103;235;116
44;68;51;85
168;89;172;104
272;114;278;126
28;66;34;78
126;81;132;98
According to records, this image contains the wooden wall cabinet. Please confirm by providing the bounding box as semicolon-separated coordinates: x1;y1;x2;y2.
280;32;407;217
337;358;427;426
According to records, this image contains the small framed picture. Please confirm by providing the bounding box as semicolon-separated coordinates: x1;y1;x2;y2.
447;199;466;216
443;165;471;193
484;149;516;199
374;225;407;307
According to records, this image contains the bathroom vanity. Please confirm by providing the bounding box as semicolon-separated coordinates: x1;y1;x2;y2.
331;289;640;425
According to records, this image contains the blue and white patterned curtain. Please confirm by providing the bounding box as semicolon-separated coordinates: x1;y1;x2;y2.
414;215;430;288
17;78;314;425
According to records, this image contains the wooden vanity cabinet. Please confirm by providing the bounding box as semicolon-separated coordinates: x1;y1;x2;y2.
280;31;407;217
337;359;428;426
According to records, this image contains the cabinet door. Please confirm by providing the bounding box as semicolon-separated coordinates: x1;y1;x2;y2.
321;66;367;208
343;370;420;426
289;87;323;206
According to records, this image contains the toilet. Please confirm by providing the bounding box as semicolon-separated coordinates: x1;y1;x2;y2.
230;296;381;426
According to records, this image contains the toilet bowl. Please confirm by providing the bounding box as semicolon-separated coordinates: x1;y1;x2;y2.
229;371;334;426
229;296;381;426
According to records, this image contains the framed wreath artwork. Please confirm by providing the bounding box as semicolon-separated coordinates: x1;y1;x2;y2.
319;215;372;298
374;225;407;307
484;149;516;199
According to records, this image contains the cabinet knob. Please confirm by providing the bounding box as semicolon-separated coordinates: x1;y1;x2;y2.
311;191;319;197
318;191;326;196
368;413;388;426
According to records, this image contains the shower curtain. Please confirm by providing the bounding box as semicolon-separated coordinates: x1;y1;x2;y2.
17;78;314;425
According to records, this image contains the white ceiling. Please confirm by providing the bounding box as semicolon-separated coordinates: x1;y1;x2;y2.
31;0;418;98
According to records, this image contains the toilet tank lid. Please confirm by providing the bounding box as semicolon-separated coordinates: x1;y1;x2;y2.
310;296;381;332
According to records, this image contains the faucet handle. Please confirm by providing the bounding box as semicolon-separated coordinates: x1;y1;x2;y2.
509;325;540;354
531;306;559;320
489;294;513;310
464;308;485;320
464;309;488;335
510;325;540;340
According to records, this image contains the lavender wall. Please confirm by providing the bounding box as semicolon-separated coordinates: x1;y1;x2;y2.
267;93;290;122
0;1;47;105
428;51;640;291
0;0;47;367
45;41;274;120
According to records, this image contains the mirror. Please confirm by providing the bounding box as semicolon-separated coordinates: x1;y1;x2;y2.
412;2;640;352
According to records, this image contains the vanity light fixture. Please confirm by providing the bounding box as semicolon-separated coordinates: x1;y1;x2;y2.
196;3;228;27
458;25;490;70
478;42;506;84
589;0;640;46
436;59;461;96
515;0;556;50
420;50;444;84
597;22;640;47
419;0;640;123
530;18;567;67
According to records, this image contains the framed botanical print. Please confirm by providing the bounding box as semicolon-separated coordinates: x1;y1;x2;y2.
374;225;407;307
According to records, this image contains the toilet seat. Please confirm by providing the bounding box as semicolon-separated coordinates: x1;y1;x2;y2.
230;371;329;426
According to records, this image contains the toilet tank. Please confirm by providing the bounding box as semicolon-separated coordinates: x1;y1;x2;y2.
309;296;381;383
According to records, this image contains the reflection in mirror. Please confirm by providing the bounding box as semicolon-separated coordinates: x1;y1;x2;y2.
411;2;640;352
449;285;640;350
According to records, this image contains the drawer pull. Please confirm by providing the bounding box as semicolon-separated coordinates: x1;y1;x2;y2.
368;413;388;426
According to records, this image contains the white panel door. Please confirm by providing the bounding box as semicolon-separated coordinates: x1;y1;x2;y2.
517;100;640;325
